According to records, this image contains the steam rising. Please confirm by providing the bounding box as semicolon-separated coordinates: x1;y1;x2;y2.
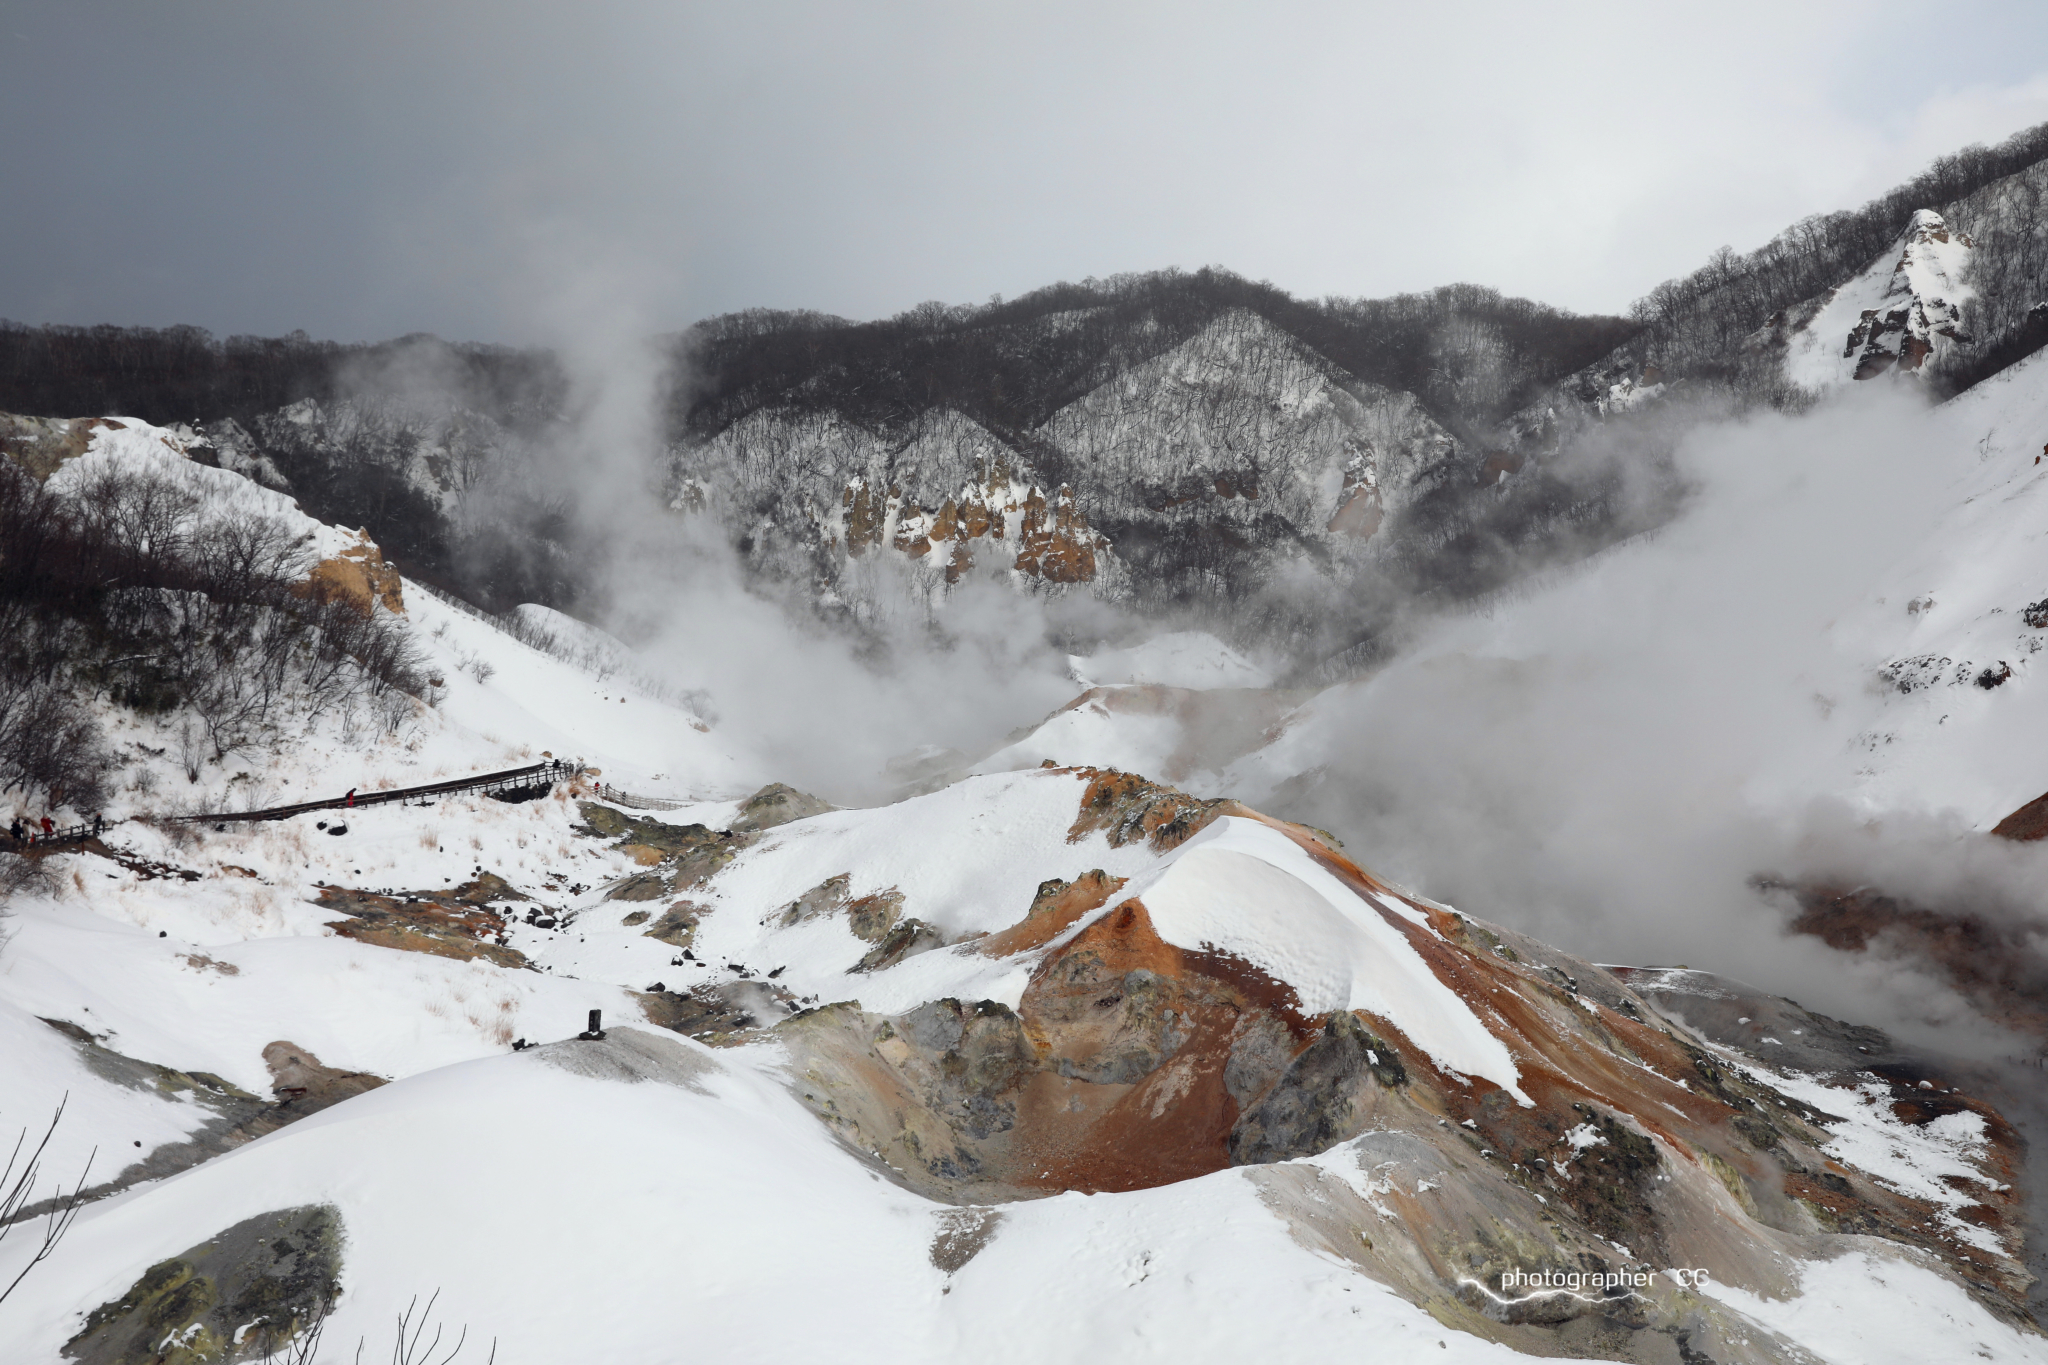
496;270;1092;802
1238;388;2048;1057
456;247;2048;1067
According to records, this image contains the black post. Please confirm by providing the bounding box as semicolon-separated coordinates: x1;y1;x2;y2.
579;1008;605;1041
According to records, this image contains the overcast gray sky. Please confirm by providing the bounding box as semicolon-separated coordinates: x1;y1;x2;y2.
7;1;2048;346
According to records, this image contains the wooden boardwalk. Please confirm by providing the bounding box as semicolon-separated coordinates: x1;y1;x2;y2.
174;758;583;824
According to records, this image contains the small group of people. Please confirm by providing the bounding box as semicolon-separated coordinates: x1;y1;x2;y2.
7;812;105;848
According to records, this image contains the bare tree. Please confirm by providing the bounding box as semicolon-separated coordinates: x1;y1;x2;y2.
258;1287;497;1365
0;1098;97;1308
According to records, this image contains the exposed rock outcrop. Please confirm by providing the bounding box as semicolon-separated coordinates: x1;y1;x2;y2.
764;773;2036;1341
729;783;833;833
300;527;405;615
64;1205;343;1365
316;876;531;968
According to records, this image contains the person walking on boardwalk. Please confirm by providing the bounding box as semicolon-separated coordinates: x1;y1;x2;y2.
8;816;20;843
345;788;356;808
39;816;54;836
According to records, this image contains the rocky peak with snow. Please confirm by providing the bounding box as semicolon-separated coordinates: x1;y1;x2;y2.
669;308;1465;629
1784;208;1976;391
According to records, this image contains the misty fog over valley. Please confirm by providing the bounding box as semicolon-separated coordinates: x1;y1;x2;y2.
6;6;2048;1363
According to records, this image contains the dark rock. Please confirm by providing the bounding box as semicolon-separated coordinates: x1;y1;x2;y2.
262;1041;385;1113
777;873;852;928
638;904;703;949
605;870;671;902
316;882;530;968
851;918;944;972
1230;1010;1398;1165
845;889;905;943
574;801;722;855
729;782;833;833
63;1205;342;1365
929;1207;1004;1274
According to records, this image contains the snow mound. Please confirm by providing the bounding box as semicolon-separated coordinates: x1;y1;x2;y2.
1108;817;1528;1100
1069;631;1274;689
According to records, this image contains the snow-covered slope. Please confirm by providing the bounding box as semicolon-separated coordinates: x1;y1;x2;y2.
665;309;1464;627
1068;629;1274;689
1203;330;2048;1124
1803;345;2048;820
1784;210;1975;393
5;403;2047;1361
4;757;2038;1362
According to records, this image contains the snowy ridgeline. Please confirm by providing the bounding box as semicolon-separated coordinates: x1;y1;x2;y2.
668;309;1462;626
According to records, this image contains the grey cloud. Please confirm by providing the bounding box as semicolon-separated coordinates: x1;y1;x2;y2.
4;2;2046;342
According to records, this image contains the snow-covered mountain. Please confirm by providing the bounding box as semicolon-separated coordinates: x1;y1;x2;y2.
3;416;2045;1363
1511;126;2048;463
11;118;2048;1365
668;308;1463;625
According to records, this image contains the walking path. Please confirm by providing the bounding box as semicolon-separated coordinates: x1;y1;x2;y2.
5;759;585;853
174;758;584;824
9;760;712;852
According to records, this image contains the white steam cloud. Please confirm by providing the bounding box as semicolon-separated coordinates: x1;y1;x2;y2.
1237;387;2048;1057
503;258;1092;804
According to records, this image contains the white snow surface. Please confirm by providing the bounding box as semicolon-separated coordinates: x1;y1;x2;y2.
970;699;1185;778
47;417;365;566
1104;817;1529;1102
1784;209;1974;394
586;769;1164;1014
0;1031;1561;1364
1701;1248;2046;1365
1069;630;1274;690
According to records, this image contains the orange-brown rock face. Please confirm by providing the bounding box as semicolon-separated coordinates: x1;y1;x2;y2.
1992;787;2048;841
315;877;523;967
843;480;884;555
302;529;405;615
773;769;2035;1331
827;461;1108;585
1772;876;2048;1049
1326;464;1383;538
1012;485;1098;583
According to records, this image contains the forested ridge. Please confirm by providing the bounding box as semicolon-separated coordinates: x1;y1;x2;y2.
2;118;2044;660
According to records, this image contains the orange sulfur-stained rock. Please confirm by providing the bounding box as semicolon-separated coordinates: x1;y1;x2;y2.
1012;485;1100;583
765;765;2037;1341
302;528;404;616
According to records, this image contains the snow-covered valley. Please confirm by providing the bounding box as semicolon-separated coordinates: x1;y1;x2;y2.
10;100;2048;1363
6;374;2048;1364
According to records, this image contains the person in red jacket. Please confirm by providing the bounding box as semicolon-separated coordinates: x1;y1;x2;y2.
39;816;54;836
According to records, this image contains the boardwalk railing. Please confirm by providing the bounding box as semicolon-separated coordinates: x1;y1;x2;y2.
588;782;696;812
173;759;584;825
6;818;100;850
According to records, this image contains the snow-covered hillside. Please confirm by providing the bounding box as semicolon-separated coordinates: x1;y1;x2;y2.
1167;330;2048;1096
1783;210;1975;392
4;754;2039;1362
5;400;2048;1360
664;308;1465;628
